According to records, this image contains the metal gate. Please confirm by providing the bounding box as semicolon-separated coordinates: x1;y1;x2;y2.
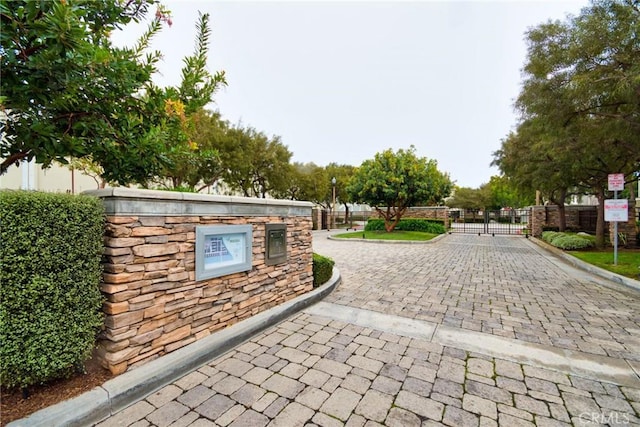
448;208;532;235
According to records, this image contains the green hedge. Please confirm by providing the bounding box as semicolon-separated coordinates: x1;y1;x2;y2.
541;231;595;250
365;218;446;234
312;253;334;287
0;191;105;390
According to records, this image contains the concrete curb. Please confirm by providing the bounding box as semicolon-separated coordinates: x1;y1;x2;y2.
327;232;448;244
529;237;640;293
8;269;341;427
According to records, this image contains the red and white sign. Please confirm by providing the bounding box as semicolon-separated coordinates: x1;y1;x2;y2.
604;199;629;222
608;173;625;191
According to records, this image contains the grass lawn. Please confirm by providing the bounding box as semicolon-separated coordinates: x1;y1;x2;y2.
333;230;440;241
568;250;640;280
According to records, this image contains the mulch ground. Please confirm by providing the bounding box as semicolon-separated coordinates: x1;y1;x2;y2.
0;358;113;426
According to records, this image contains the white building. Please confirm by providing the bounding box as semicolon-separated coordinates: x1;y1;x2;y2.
0;159;101;193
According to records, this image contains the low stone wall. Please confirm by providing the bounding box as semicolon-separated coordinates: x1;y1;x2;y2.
375;207;449;223
86;188;314;374
405;207;449;223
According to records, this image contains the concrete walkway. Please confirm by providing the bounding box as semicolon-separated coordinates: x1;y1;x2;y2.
17;233;640;426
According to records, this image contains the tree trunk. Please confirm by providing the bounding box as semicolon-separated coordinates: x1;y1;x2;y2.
343;203;350;227
595;186;606;249
557;202;566;232
549;188;567;231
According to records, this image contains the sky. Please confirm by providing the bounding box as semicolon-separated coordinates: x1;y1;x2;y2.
112;0;590;189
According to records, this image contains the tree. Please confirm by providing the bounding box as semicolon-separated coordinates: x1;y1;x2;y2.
325;163;356;223
495;0;640;245
273;162;329;202
446;186;490;211
140;12;226;191
493;121;574;230
485;175;536;209
347;146;452;232
219;125;293;198
0;0;172;184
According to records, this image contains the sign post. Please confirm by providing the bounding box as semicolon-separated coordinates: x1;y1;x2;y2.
606;174;626;265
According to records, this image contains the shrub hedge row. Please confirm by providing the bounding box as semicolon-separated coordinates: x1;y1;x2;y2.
0;191;105;390
312;253;334;287
365;218;446;234
541;231;595;250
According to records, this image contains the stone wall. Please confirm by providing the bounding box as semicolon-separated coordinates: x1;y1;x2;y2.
375;207;449;223
86;188;314;374
530;205;597;237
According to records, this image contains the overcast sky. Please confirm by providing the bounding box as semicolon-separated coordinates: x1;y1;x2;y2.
112;0;590;188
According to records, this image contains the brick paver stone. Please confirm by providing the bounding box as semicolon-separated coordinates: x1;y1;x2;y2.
514;394;551;417
146;384;183;408
195;394;235;420
498;413;535;427
295;386;330;410
228;409;269;427
319;387;362;421
395;390;444;421
261;373;305;399
146;401;189;427
190;418;217;427
299;368;331;388
211;375;246;395
215;404;245;427
385;407;422;427
216;358;254;377
174;371;207;390
562;393;601;417
176;384;215;408
313;358;352;378
269;402;315;427
230;383;266;407
371;375;402;395
408;364;437;382
355;389;394;422
443;405;480;427
463;393;498;419
341;373;371;394
467;358;494;378
279;362;307;379
275;347;310;364
242;366;273;385
263;396;289;418
347;355;384;373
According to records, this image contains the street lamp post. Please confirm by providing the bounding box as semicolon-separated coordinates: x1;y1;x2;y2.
331;177;336;230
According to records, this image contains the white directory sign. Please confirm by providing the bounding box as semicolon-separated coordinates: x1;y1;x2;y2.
604;199;628;222
608;173;625;191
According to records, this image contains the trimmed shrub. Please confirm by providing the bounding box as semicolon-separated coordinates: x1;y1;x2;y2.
541;231;562;244
0;191;105;390
541;231;595;250
365;218;446;234
551;235;595;250
312;253;334;287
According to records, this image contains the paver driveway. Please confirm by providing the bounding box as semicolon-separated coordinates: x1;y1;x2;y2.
95;233;640;427
317;234;640;361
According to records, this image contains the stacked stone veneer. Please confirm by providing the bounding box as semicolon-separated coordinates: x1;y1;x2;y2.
375;207;449;223
530;205;597;237
85;188;314;374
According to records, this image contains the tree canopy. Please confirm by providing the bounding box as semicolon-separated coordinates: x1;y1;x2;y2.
347;146;452;232
1;0;168;183
493;0;640;246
